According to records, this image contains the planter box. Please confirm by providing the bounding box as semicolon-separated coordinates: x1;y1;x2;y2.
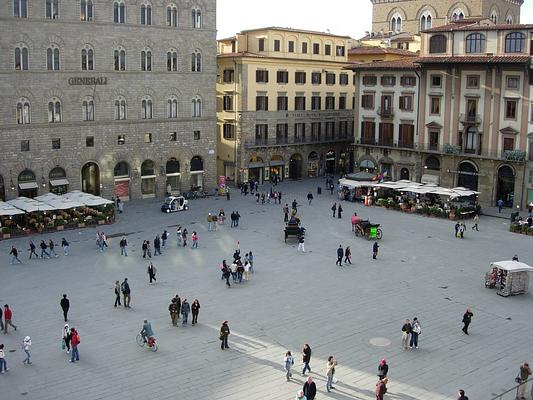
2;233;10;239
78;223;86;228
98;220;105;225
57;225;64;231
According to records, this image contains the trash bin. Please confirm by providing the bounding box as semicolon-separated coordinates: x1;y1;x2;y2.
317;187;322;195
511;212;519;222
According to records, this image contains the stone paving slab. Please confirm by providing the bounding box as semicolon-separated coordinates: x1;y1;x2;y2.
1;178;532;400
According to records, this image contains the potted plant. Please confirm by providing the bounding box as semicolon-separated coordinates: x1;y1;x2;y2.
1;226;11;239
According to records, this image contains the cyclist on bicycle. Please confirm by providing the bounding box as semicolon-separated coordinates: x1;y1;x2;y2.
140;320;154;343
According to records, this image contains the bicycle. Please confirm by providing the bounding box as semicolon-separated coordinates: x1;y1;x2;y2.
136;333;158;352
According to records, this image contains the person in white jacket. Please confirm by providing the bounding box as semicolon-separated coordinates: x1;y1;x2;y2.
284;350;294;381
63;324;71;354
22;336;31;365
0;344;8;373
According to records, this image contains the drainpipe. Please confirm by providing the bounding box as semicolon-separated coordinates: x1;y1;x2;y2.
233;58;239;186
414;67;422;181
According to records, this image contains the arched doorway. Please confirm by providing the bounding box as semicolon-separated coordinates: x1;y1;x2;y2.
0;175;5;201
141;160;156;197
269;155;284;183
400;168;410;180
497;165;515;207
248;155;264;184
114;161;130;199
81;162;100;195
325;150;336;174
425;155;440;171
18;169;38;198
457;161;478;191
166;158;181;195
289;153;303;180
190;156;204;189
307;151;319;177
49;166;68;195
360;159;376;173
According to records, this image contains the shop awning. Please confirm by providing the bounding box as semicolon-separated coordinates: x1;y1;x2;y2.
0;201;25;216
269;160;285;166
18;182;38;190
62;191;113;206
248;163;264;168
50;179;69;186
7;197;56;212
339;178;377;189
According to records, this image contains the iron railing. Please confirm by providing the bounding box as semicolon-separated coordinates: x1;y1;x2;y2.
245;134;353;148
489;377;533;400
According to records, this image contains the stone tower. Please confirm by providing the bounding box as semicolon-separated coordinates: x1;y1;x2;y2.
370;0;523;35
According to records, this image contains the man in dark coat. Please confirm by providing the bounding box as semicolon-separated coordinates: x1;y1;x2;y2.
60;294;70;321
336;245;344;266
331;203;337;218
373;242;379;259
462;308;473;335
302;376;317;400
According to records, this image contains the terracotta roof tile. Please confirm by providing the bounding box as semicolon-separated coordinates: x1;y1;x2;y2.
417;55;531;64
423;21;533;33
348;46;417;56
349;58;420;70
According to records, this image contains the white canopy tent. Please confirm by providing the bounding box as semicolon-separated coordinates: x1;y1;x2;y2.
62;191;113;206
0;201;26;216
339;178;378;189
7;197;56;213
35;193;84;210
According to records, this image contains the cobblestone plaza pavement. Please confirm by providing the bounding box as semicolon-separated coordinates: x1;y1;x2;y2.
1;179;532;400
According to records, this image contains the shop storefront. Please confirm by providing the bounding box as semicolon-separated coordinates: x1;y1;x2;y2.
190;156;204;189
113;161;131;200
18;169;38;198
307;152;319;177
248;156;264;184
49;167;69;195
165;158;181;195
141;160;156;198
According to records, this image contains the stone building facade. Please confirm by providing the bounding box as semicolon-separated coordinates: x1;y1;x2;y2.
371;0;523;35
0;0;216;201
217;28;355;185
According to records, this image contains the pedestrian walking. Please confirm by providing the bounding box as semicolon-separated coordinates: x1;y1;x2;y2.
182;228;188;246
222;263;231;288
49;239;58;258
161;230;168;248
0;307;3;332
296;389;307;400
3;305;17;334
377;359;389;379
337;204;343;219
145;240;152;257
325;356;337;392
121;278;131;308
173;294;181;318
401;319;411;350
336;245;343;266
297;235;306;252
207;213;213;231
459;222;466;239
69;328;80;362
22;336;31;365
118;199;124;214
0;344;7;373
218;209;226;225
219;321;230;349
516;362;532;400
497;198;504;213
248;251;254;273
114;280;121;307
472;214;479;231
329;182;335;195
176;226;183;246
283;204;289;223
307;192;313;205
40;240;50;259
373;241;379;259
226;187;230;200
344;246;352;264
61;238;70;256
302;343;312;375
409;317;421;349
9;246;22;264
147;262;157;284
375;377;388;400
457;389;469;400
169;298;179;326
181;299;190;325
62;323;71;353
154;235;162;255
284;350;294;381
243;260;250;281
454;222;460;238
142;240;148;258
60;294;70;322
191;299;200;325
191;231;199;248
462;308;473;335
303;376;316;400
119;236;128;256
235;211;241;227
331;203;337;218
28;241;38;259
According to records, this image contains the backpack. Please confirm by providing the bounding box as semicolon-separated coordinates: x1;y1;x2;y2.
121;282;126;292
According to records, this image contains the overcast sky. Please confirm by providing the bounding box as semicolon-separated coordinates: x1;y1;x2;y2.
217;0;533;39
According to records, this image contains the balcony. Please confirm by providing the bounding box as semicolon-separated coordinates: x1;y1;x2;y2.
418;143;526;162
459;113;481;125
245;134;354;149
377;107;394;119
358;137;414;150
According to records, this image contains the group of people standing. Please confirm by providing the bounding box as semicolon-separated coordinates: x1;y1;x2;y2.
168;295;201;327
220;249;254;287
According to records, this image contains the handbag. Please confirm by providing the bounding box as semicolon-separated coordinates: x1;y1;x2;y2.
515;376;522;384
61;339;66;350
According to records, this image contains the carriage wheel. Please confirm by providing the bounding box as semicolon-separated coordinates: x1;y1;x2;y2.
365;230;370;240
376;229;383;240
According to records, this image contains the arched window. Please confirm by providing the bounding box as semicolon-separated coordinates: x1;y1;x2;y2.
190;156;203;171
167;4;177;27
390;13;402;33
14;0;28;18
167;97;178;118
191;50;202;72
80;0;93;21
140;2;152;25
166;158;180;174
192;8;202;28
167;50;178;71
489;11;498;24
457;161;478;191
114;161;130;177
359;159;376;172
141;97;153;119
425;155;440;170
505;32;525;53
114;96;126;120
465;33;485;53
14;45;29;70
48;98;61;123
506;15;513;24
16;98;31;124
420;11;432;30
81;46;94;70
451;8;465;21
113;1;125;23
114;47;126;71
141;160;155;176
429;34;447;53
141;49;152;71
191;96;202;117
47;45;60;70
46;0;59;19
82;96;95;121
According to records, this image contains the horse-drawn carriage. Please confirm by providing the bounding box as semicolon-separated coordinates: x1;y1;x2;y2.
354;220;383;240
